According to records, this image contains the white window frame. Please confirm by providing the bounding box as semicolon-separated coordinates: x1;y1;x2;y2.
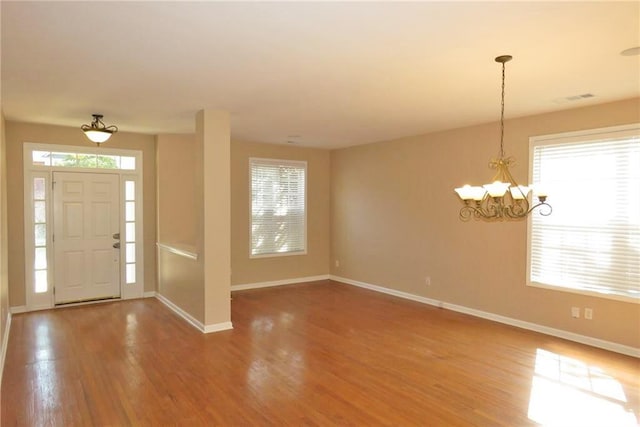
249;158;307;259
527;123;640;303
23;143;144;311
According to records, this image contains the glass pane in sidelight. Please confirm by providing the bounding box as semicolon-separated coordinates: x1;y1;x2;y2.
125;202;135;222
125;181;135;201
35;224;46;246
33;177;46;200
34;201;46;223
35;247;47;270
126;264;136;284
126;222;135;242
35;270;48;293
126;243;135;263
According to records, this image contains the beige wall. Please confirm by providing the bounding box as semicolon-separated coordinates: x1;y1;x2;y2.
0;112;9;374
3;98;634;349
156;110;233;328
156;134;196;244
331;98;640;348
156;133;203;321
231;139;331;285
157;134;331;290
157;247;204;322
5;121;157;307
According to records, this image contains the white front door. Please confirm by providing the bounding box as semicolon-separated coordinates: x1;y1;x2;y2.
53;172;121;304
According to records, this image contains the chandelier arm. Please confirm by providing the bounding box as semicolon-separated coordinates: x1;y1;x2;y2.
459;203;499;221
492;198;505;218
527;201;553;216
504;202;527;219
512;196;530;217
459;206;475;221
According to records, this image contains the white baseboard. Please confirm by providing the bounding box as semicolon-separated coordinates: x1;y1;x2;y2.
155;293;206;332
231;274;330;291
9;306;27;314
1;311;11;388
332;275;443;307
143;291;156;298
330;275;640;358
204;321;233;334
155;293;233;334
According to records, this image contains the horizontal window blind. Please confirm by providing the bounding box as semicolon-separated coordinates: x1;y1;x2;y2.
250;158;306;257
529;130;640;300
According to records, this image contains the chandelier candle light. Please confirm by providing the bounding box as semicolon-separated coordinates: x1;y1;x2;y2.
81;114;118;145
454;55;552;221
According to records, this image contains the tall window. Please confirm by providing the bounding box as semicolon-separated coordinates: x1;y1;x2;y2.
528;124;640;302
250;158;307;257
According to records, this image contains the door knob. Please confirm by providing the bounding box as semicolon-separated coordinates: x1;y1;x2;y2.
113;242;121;249
113;233;120;240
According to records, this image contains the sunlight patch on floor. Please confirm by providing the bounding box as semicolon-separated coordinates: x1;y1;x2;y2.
528;349;637;427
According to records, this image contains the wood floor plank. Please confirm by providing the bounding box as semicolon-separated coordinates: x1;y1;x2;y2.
2;280;638;426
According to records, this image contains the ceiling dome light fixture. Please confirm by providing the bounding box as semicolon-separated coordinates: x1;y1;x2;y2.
454;55;552;221
81;114;118;145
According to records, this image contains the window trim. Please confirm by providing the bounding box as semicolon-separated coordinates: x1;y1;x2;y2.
526;123;640;303
249;157;308;259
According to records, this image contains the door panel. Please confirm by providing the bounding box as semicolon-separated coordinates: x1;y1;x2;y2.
63;203;83;239
62;250;84;289
53;172;120;304
92;202;111;237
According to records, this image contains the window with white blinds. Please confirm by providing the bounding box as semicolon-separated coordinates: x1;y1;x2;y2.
528;124;640;302
250;158;307;257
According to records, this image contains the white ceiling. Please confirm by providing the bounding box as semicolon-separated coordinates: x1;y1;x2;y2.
2;1;639;149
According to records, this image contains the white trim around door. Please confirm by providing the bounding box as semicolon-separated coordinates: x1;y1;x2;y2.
23;143;144;311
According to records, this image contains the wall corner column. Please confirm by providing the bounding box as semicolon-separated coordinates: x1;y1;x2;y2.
195;110;232;331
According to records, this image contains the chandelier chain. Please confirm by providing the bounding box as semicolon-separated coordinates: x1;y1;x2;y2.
500;60;506;159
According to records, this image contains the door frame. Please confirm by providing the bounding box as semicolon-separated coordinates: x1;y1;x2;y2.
23;143;144;311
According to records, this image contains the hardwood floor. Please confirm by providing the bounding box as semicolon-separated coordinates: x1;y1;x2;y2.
2;280;639;426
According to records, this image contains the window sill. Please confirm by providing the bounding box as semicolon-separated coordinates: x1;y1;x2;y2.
250;250;307;260
527;280;639;304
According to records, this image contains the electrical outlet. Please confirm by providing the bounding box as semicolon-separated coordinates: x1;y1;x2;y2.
571;307;580;318
584;308;593;320
425;276;431;286
335;260;340;268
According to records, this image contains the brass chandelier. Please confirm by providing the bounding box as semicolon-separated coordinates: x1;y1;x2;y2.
454;55;552;221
